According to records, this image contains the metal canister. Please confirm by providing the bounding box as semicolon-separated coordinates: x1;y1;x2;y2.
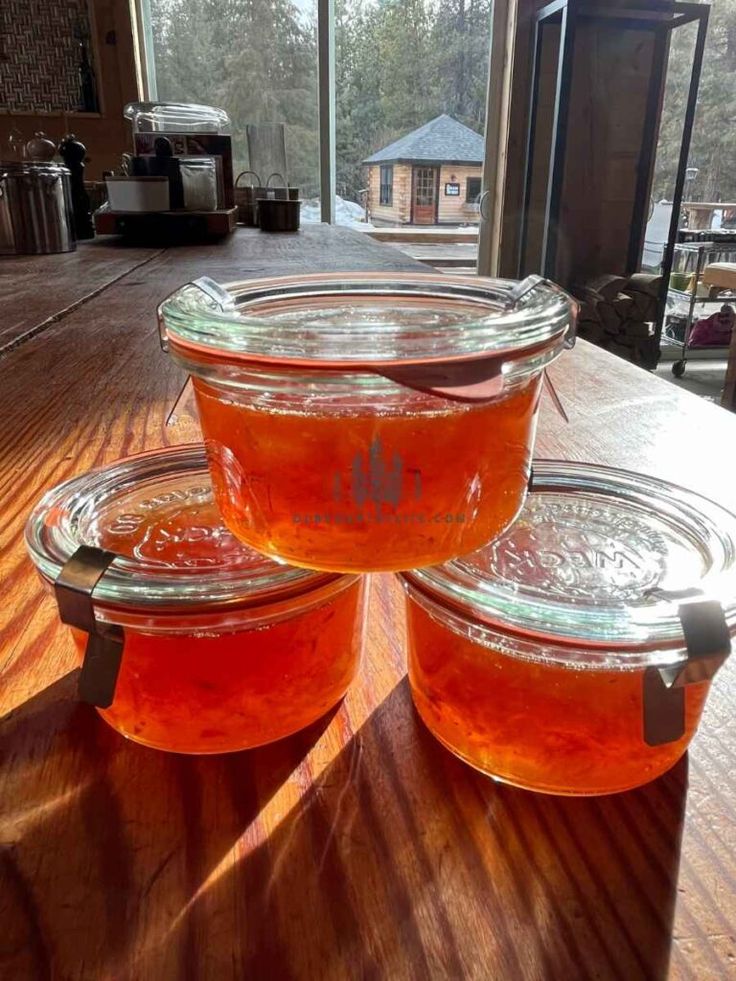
0;161;76;255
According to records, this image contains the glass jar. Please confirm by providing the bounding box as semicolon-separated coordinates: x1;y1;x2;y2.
158;272;576;573
123;102;230;134
25;445;364;754
400;462;736;796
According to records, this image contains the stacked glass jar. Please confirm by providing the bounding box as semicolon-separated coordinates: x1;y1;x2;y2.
26;273;736;793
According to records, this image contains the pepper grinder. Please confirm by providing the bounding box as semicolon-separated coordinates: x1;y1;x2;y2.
58;133;94;240
25;131;57;162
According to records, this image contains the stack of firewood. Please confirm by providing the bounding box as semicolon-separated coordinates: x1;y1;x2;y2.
573;273;661;369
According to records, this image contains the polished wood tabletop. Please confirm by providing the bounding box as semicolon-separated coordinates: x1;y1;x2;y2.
1;227;735;981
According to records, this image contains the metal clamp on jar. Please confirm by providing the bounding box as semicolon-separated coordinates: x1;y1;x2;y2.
400;461;736;795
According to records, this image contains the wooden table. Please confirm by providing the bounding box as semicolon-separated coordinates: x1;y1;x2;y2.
1;227;735;980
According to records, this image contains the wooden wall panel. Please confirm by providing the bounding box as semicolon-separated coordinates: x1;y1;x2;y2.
367;164;412;225
0;0;139;180
555;23;656;285
437;165;482;224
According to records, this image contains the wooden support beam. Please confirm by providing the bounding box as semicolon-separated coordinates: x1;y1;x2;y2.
478;0;518;277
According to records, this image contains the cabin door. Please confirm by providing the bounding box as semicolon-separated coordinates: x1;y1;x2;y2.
412;166;438;224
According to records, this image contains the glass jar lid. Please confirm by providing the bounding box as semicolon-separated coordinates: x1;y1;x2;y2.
158;272;575;370
402;461;736;667
26;444;343;615
123;101;230;134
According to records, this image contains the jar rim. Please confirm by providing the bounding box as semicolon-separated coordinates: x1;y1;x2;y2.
123;101;230;133
400;460;736;669
158;272;575;371
0;160;70;176
25;444;351;616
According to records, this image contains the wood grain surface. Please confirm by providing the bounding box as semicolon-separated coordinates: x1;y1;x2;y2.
1;227;735;981
0;243;162;355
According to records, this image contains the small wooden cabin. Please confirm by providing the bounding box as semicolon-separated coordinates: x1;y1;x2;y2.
364;115;484;226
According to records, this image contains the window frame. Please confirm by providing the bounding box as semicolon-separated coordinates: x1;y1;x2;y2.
379;164;394;206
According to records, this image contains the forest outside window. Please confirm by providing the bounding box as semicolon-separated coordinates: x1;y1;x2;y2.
380;165;393;206
144;0;320;201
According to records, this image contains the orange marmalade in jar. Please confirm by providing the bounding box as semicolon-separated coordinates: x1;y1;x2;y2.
26;445;364;754
158;273;575;572
400;462;736;795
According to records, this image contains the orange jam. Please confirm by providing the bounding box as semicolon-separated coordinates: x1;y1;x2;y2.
400;460;736;795
158;272;575;574
26;444;364;754
406;597;710;795
70;578;362;754
193;372;543;573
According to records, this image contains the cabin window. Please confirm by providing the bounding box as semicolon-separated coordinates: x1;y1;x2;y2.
466;177;482;203
380;165;393;206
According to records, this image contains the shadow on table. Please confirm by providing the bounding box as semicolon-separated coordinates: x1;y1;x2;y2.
0;669;339;981
163;677;689;981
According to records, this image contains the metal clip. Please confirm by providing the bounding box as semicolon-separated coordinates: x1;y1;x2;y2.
661;600;730;688
156;277;234;353
157;289;176;353
504;274;546;309
542;370;569;423
643;599;731;746
504;275;579;350
54;545;124;708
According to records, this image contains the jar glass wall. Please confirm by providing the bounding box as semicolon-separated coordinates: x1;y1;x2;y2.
400;461;736;795
192;365;545;573
405;586;709;795
26;445;365;754
160;273;575;572
69;577;364;754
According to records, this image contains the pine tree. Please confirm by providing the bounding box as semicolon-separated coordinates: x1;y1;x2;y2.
336;0;382;198
654;0;736;204
430;0;492;129
151;0;318;193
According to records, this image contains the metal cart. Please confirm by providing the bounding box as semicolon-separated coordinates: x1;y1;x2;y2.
664;240;736;378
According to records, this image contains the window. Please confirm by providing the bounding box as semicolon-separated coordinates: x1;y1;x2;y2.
144;0;320;206
380;165;393;206
139;0;493;228
466;177;482;204
336;0;491;228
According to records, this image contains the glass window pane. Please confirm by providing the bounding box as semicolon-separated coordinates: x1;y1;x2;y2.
146;0;320;213
380;164;393;205
336;0;491;231
466;176;481;203
647;10;735;272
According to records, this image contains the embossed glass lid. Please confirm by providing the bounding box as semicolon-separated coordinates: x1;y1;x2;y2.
403;462;736;663
26;444;341;612
158;272;574;367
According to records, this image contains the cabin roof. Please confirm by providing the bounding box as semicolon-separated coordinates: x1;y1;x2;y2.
363;114;485;166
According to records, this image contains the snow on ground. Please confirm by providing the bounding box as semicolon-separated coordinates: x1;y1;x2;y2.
301;194;373;229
